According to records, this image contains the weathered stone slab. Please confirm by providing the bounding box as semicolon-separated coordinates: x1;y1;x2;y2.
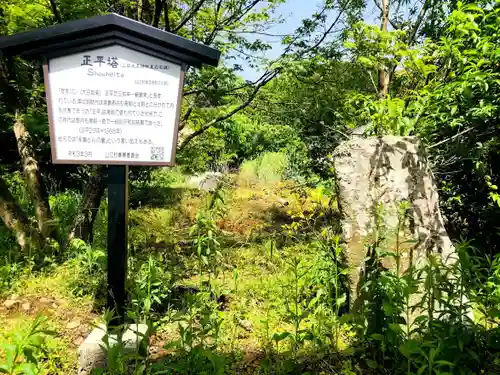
78;323;148;375
187;172;223;191
333;136;457;307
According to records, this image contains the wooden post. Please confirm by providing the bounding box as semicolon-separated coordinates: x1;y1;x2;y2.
107;165;128;328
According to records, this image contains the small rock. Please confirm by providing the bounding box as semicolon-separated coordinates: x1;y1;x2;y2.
39;297;53;305
9;294;20;300
22;302;31;312
67;320;81;329
238;319;253;332
276;197;289;206
74;336;85;346
52;303;58;308
3;300;21;309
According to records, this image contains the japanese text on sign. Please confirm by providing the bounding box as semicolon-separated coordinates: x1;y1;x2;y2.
47;44;182;165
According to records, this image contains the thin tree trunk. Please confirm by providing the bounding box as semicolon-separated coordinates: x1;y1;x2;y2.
49;0;63;23
139;0;152;22
68;166;106;245
153;0;164;27
12;114;54;240
164;0;171;31
87;193;102;245
0;177;41;250
73;186;105;244
378;0;390;99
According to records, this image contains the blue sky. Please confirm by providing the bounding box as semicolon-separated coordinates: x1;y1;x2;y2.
237;0;326;80
238;0;379;80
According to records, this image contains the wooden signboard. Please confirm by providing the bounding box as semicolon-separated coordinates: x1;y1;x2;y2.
0;14;221;327
45;45;184;165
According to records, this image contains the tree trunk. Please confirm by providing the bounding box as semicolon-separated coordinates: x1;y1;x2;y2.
0;177;41;250
68;166;106;245
153;0;164;27
87;197;101;245
378;0;390;99
12;114;55;240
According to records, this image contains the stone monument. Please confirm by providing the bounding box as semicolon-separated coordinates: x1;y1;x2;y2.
333;136;458;307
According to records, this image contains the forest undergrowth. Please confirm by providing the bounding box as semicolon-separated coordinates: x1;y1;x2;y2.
1;166;500;375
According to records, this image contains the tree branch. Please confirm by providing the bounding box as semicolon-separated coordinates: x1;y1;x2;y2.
368;71;378;93
222;0;260;27
203;0;260;45
388;0;432;87
428;126;477;149
174;0;207;33
179;1;350;149
49;0;63;23
164;0;171;31
378;0;390;98
407;0;431;47
153;0;164;28
68;166;106;245
227;30;294;38
372;0;399;29
179;74;219;130
13;113;54;239
0;176;40;250
178;71;279;150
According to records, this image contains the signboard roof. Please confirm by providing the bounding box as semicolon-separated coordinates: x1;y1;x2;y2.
0;13;220;67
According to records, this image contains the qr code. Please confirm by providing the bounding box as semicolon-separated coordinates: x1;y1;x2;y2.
150;147;164;161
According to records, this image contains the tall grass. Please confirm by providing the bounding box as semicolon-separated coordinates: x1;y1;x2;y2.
238;152;288;187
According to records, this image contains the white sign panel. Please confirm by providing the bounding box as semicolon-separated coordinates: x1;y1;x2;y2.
46;45;183;165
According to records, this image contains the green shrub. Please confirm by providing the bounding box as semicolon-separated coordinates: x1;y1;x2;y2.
129;254;176;322
0;173;34;258
68;239;106;301
0;262;24;296
0;225;18;258
2;172;33;217
0;316;54;375
91;199;108;249
130;167;188;208
177;113;306;174
49;190;81;241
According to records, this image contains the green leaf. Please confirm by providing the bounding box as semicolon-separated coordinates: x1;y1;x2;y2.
340;268;350;275
371;333;384;341
383;302;394;315
28;335;44;348
461;3;484;13
22;347;37;365
3;344;17;370
399;340;422;358
335;295;346;307
18;362;38;375
435;360;454;367
389;323;403;333
467;349;480;362
272;332;291;342
163;340;181;350
260;357;271;371
338;314;352;325
417;364;428;375
358;56;373;67
201;255;209;265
